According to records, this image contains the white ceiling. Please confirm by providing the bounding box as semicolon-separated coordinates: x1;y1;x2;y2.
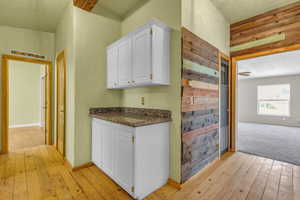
238;49;300;80
211;0;300;24
92;0;149;20
0;0;70;33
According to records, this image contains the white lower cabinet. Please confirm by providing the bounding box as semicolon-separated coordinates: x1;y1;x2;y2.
91;118;170;200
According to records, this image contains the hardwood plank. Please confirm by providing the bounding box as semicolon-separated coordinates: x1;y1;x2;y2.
228;157;266;200
185;152;249;200
262;160;283;200
210;155;260;200
1;145;298;200
0;152;16;200
172;152;242;200
71;170;105;200
246;159;274;200
13;152;28;200
277;162;294;200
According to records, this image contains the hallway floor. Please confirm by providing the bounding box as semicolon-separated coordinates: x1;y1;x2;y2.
0;145;299;200
9;126;45;152
238;122;300;165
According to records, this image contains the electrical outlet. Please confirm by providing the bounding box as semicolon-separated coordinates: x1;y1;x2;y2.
141;97;145;105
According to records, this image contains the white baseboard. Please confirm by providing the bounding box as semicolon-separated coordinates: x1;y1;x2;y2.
9;123;41;128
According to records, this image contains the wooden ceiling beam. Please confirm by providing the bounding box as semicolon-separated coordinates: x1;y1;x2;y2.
73;0;98;12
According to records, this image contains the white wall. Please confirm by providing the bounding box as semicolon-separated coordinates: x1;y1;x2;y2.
238;75;300;127
9;60;42;127
55;2;76;165
73;7;122;166
182;0;230;55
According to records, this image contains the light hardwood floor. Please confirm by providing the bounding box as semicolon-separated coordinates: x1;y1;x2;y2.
0;145;299;200
9;126;45;152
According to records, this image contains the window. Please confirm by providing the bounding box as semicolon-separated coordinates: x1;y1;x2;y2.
257;84;290;116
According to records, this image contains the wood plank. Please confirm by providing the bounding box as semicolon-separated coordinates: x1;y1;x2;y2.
184;152;249;200
262;160;283;200
277;162;294;200
230;2;300;56
231;2;300;32
182;86;218;98
13;152;28;200
2;146;298;200
246;159;274;200
183;69;218;84
211;155;261;200
71;170;105;200
0;153;16;200
73;0;98;11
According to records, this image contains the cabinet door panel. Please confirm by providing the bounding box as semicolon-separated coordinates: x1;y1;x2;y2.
132;28;152;84
118;38;132;86
114;130;134;194
107;47;118;88
92;120;102;167
102;124;114;176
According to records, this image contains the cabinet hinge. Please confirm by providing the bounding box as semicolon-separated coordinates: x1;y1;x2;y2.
131;186;135;193
132;136;135;143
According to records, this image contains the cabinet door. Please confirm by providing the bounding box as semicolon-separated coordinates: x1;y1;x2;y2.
114;129;134;194
118;38;132;87
107;46;118;88
92;119;102;167
102;124;114;177
132;27;152;84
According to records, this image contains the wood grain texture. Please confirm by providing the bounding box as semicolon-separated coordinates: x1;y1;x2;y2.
181;27;219;183
231;2;300;57
73;0;98;11
9;126;45;152
0;146;298;200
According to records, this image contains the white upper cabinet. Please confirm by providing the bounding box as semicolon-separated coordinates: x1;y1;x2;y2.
132;27;152;85
107;20;171;89
117;37;132;87
107;46;118;88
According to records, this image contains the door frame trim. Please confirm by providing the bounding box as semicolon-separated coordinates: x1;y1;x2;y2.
218;52;231;154
56;51;67;157
1;54;53;153
230;43;300;152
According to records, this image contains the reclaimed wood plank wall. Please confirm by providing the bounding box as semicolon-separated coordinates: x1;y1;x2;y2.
231;2;300;57
181;27;220;183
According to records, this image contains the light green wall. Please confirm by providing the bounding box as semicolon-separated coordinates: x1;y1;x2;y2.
9;60;42;126
182;0;230;55
0;25;55;152
73;7;122;166
121;0;182;182
55;2;76;165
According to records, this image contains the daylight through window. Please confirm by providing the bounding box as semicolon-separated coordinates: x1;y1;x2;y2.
257;84;290;116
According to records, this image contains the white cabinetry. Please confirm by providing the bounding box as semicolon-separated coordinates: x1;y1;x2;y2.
91;118;170;199
107;20;170;89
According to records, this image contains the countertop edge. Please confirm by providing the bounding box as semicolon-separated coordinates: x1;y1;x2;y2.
89;114;172;128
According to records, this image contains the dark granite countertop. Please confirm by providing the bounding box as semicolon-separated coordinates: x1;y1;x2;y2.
89;107;171;127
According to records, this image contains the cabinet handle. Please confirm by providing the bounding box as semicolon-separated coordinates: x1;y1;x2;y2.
128;81;130;83
132;80;135;83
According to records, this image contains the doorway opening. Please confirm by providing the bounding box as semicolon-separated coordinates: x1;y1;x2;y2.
219;52;231;155
1;55;53;153
231;45;300;165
